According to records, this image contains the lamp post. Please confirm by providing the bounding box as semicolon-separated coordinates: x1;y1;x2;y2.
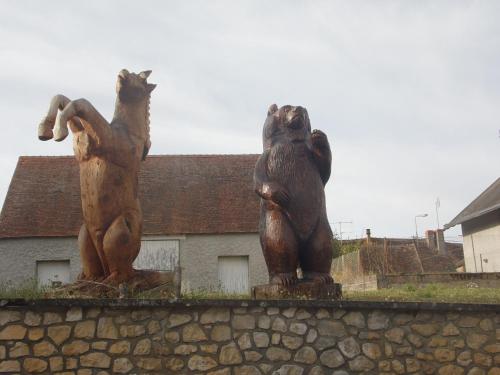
414;213;428;239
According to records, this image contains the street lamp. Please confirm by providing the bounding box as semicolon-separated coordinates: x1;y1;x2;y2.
414;213;428;239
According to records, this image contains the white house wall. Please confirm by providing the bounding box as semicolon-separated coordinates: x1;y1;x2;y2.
0;237;80;286
179;233;267;293
463;225;500;272
0;233;268;292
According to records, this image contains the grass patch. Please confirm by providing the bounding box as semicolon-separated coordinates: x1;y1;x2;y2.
0;279;49;299
345;283;500;304
2;279;499;304
0;279;250;300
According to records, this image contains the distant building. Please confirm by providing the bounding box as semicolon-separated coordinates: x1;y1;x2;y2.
0;155;267;294
331;229;465;290
445;178;500;272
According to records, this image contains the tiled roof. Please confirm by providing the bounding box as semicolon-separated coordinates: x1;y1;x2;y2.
445;177;500;229
0;155;260;238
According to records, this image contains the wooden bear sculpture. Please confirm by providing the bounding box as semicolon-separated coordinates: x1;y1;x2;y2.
38;69;156;287
254;104;334;286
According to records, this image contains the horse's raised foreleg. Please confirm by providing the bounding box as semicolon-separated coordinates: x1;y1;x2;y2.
38;95;84;140
54;98;111;144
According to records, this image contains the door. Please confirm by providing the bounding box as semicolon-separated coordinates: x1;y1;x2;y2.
218;256;249;295
133;240;179;271
37;260;70;287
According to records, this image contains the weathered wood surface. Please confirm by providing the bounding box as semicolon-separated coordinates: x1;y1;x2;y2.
254;104;335;286
38;69;162;290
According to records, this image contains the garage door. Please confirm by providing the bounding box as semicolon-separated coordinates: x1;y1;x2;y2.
218;256;249;295
134;240;179;271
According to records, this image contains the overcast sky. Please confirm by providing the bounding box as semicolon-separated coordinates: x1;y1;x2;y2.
0;1;499;240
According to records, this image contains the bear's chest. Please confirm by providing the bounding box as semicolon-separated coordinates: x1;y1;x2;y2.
267;143;325;239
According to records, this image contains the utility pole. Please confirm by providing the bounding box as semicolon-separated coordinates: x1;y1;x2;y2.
335;221;352;245
435;197;440;229
414;214;428;239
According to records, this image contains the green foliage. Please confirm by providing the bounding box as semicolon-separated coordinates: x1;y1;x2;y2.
346;283;500;304
404;283;416;292
332;237;341;258
332;237;362;258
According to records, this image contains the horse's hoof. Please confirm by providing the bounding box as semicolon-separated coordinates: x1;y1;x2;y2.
53;125;69;142
38;120;54;141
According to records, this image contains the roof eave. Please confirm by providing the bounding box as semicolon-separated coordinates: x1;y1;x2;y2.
444;203;500;230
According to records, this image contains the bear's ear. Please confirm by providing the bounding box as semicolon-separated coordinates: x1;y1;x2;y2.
267;104;278;116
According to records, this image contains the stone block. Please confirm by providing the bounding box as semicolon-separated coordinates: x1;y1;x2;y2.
135;357;161;371
97;317;118;339
74;320;96;339
188;355;218;371
23;358;47;373
33;341;57;357
168;313;192;328
220;342;243;365
233;315;256;330
133;338;151;355
0;324;26;339
109;341;130;354
200;308;230;324
294;346;317;364
113;358;133;374
62;340;90;356
182;323;207;342
320;349;345;368
66;307;83;322
266;347;291;361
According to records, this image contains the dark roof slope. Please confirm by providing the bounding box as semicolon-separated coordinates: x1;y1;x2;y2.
0;155;260;238
445;178;500;229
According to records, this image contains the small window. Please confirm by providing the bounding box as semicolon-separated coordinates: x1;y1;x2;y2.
37;260;70;287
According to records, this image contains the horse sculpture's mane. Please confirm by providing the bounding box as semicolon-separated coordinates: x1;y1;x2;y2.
144;93;151;157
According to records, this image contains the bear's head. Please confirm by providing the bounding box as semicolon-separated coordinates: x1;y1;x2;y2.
262;104;312;150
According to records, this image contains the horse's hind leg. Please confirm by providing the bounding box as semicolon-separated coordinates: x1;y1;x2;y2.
102;211;142;285
78;224;105;281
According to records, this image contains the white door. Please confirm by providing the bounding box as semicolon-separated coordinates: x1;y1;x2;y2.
37;260;70;287
134;240;179;271
218;256;249;295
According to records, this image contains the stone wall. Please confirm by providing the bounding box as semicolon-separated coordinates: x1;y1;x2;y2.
0;300;499;374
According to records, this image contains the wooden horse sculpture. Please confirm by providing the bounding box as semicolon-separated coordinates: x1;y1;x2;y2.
38;69;156;287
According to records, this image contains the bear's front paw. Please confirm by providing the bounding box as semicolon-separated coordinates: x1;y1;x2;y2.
270;273;298;286
311;129;329;146
262;182;290;207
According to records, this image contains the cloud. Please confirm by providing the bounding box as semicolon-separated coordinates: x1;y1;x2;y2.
0;0;498;239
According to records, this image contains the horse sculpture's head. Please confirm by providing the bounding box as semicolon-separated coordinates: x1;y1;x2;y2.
116;69;156;160
116;69;156;102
